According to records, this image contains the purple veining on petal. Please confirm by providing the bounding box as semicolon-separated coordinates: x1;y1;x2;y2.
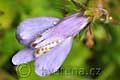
16;17;60;46
35;37;73;76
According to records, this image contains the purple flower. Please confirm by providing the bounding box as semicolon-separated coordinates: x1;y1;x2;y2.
12;13;89;76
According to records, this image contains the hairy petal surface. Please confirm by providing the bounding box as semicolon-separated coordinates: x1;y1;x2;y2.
12;48;35;65
34;36;65;48
35;37;73;76
16;17;60;46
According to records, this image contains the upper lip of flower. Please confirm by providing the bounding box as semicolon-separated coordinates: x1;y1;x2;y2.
12;13;89;76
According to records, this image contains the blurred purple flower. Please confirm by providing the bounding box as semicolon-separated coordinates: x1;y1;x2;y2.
12;13;89;76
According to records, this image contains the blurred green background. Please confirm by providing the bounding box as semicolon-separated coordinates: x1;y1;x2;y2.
0;0;120;80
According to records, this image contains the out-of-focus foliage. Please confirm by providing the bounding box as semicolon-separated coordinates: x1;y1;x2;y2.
17;0;64;20
0;0;17;29
0;0;120;80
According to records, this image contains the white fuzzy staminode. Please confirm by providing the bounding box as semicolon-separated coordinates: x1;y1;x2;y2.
35;39;62;57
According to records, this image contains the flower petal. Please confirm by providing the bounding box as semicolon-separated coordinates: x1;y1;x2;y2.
35;37;73;76
12;48;35;65
16;17;60;46
33;36;65;48
53;13;89;37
